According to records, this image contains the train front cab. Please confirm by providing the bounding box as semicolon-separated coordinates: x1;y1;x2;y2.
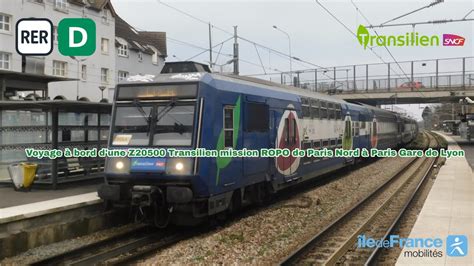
99;80;211;226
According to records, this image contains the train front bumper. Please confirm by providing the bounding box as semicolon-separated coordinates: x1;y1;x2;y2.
98;182;194;204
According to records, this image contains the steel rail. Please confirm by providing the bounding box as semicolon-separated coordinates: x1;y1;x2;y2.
30;225;151;265
280;132;435;265
280;152;421;265
364;132;440;265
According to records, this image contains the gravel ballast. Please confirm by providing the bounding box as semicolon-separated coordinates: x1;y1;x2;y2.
141;156;412;264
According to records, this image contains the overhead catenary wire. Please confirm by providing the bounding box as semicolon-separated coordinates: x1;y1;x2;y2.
156;0;289;73
316;0;409;81
353;0;428;98
155;0;234;36
253;44;267;74
350;0;409;80
213;42;225;65
156;0;330;76
379;0;444;26
367;18;474;29
181;37;282;73
237;36;345;85
237;36;324;70
185;37;234;61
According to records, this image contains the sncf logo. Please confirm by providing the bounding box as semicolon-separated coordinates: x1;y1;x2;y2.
443;34;465;46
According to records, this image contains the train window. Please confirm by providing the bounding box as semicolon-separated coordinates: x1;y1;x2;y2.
224;106;234;147
245;103;269;132
331;139;336;147
337;138;342;146
354;121;360;136
302;98;311;118
360;120;366;129
328;103;335;119
154;104;196;146
323;140;330;159
303;141;312;162
320;101;327;119
113;106;153;146
326;103;336;119
302;106;311;118
313;140;321;149
335;104;342;119
311;99;319;119
303;141;312;149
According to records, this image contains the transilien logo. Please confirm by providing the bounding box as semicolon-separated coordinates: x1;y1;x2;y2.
357;25;465;49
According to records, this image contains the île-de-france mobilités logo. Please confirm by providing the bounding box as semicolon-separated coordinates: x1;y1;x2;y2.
446;235;468;257
16;18;96;56
356;25;465;49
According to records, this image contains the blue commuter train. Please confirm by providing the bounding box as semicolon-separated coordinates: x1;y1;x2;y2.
98;62;418;226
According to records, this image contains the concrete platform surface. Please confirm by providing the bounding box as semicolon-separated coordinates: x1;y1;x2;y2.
0;183;99;208
0;192;101;225
396;133;473;265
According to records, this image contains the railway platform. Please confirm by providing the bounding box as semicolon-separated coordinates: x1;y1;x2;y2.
0;183;101;228
0;183;113;259
0;183;100;209
396;133;473;265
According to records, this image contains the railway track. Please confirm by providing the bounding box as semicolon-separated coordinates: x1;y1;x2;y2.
30;224;193;265
281;131;440;265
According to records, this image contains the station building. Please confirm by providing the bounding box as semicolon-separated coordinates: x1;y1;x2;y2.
0;0;167;182
0;0;167;102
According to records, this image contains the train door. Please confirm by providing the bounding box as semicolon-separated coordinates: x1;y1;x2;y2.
218;103;243;188
242;102;270;182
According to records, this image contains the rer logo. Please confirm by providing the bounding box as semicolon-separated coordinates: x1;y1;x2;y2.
58;18;96;56
446;235;468;257
16;18;53;56
16;18;96;56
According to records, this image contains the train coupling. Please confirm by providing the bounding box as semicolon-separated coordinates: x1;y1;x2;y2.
131;185;162;207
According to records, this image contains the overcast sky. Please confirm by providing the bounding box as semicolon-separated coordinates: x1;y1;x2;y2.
111;0;473;119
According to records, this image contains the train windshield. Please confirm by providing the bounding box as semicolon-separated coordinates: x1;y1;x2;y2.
112;102;196;146
113;105;153;146
153;104;195;146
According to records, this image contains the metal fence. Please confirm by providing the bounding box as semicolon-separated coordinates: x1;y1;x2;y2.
275;57;474;93
0;101;112;188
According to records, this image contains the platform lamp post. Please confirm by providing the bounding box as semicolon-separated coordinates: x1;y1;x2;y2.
99;86;106;101
273;25;292;84
70;56;88;100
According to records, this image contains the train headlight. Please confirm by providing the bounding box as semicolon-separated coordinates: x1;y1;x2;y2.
166;158;193;176
106;157;130;174
116;161;124;170
175;162;184;171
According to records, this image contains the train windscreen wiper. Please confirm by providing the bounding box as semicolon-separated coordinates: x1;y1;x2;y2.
156;98;177;124
132;99;153;135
